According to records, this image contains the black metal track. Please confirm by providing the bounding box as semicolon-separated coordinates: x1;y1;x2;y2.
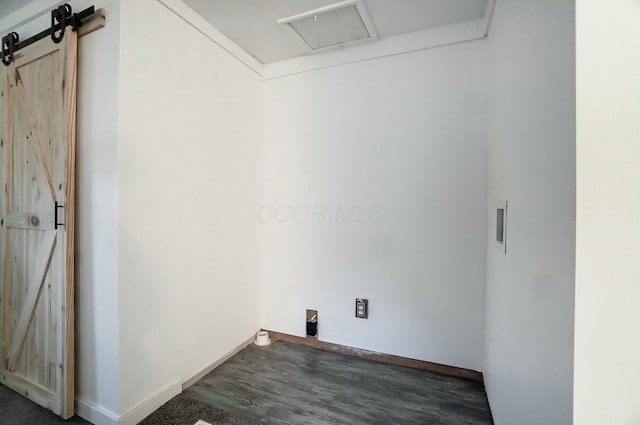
16;6;94;51
1;4;95;66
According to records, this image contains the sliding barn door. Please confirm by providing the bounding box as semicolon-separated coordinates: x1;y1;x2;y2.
0;32;77;419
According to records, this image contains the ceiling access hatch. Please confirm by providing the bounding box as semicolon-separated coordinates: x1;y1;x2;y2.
277;0;378;54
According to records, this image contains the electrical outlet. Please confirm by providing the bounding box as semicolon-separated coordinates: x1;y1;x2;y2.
355;299;368;319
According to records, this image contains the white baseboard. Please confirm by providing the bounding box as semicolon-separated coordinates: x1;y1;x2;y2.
182;334;256;390
76;379;182;425
117;379;181;425
75;398;119;425
76;333;256;425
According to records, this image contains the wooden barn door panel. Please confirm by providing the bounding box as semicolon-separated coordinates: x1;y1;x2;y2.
0;32;77;419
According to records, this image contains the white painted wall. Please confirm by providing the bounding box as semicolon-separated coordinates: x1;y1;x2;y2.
261;41;487;371
0;0;122;421
484;1;575;424
75;1;122;420
117;0;262;417
9;3;618;424
574;1;640;424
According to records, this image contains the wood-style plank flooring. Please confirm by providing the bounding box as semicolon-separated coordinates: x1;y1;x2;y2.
185;340;494;425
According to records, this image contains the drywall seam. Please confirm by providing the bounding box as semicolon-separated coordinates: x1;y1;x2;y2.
182;334;256;390
262;18;487;80
75;398;119;425
0;0;62;32
145;1;496;81
154;0;264;77
262;33;486;81
117;379;182;425
482;0;496;36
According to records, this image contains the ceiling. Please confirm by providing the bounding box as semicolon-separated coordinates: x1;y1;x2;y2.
184;0;489;64
1;1;488;64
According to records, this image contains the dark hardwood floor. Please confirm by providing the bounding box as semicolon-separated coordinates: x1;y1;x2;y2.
184;340;494;425
0;341;494;425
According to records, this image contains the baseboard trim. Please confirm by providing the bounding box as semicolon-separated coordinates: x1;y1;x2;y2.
75;398;119;425
118;379;182;425
76;334;255;425
182;334;256;390
264;330;483;383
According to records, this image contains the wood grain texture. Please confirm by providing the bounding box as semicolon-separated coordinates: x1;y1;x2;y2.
1;370;56;410
78;8;107;38
265;330;484;383
15;70;57;203
6;231;56;372
0;31;77;419
1;75;8;369
4;212;55;230
184;340;494;425
62;31;78;417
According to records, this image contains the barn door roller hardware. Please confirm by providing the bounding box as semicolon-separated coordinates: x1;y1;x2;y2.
1;3;104;66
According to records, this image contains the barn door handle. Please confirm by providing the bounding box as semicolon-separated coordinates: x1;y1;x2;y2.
54;202;64;229
1;32;19;66
51;4;72;44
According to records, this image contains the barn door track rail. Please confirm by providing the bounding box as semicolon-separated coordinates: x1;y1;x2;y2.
1;3;106;66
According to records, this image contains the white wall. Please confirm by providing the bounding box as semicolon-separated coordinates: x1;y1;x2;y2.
484;1;575;424
76;0;121;419
0;0;122;420
261;41;487;371
117;0;262;417
574;1;640;424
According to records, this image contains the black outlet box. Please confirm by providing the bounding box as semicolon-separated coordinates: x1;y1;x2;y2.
306;320;318;337
306;309;318;338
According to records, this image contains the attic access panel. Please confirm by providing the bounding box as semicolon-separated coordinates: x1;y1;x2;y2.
277;0;378;54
